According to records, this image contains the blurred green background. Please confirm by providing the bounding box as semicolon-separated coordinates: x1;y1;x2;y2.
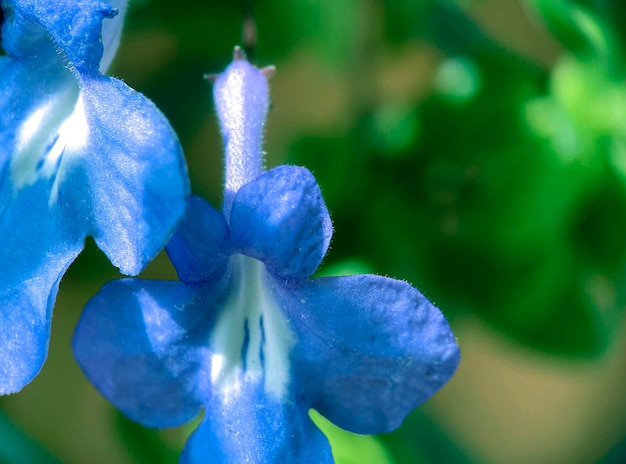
3;0;626;462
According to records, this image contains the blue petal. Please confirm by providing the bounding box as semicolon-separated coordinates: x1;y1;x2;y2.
0;180;83;394
0;0;187;394
181;381;333;464
73;279;217;428
1;63;188;278
67;75;189;275
274;274;460;434
0;37;188;394
166;196;230;284
1;0;118;73
230;165;332;279
0;58;82;394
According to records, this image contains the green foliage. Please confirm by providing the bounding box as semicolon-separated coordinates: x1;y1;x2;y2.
114;412;181;464
380;410;473;464
311;411;396;464
287;0;626;357
0;412;60;464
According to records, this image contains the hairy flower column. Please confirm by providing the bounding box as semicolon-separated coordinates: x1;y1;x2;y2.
0;0;189;394
73;49;460;463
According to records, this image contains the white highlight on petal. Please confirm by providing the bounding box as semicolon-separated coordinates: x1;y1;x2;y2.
16;103;52;152
210;354;225;383
61;95;90;150
12;101;56;187
209;255;293;402
11;82;89;204
47;95;89;205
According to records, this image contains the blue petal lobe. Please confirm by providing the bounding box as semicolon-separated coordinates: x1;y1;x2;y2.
181;382;333;464
230;165;332;279
275;274;460;434
0;58;81;394
99;0;129;73
0;180;83;394
166;196;230;284
2;0;117;73
73;279;215;428
68;75;189;276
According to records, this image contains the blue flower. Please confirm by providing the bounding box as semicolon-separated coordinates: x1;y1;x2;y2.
0;0;189;394
73;50;459;463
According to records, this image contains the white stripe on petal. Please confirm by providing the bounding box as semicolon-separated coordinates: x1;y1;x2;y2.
209;255;293;402
10;79;86;205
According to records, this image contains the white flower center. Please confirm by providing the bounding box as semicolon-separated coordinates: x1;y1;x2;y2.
209;254;293;402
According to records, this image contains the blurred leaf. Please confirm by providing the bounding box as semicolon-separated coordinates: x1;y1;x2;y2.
256;0;361;67
310;411;396;464
290;15;626;355
525;0;610;60
598;430;626;464
551;57;626;137
114;411;180;464
0;411;61;464
524;0;626;73
433;56;481;102
380;410;473;464
365;104;422;157
383;0;489;55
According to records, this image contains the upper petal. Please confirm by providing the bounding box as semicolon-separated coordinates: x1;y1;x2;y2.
73;279;217;428
1;58;189;278
166;195;231;284
1;0;121;73
230;165;332;279
275;274;460;434
181;381;333;464
66;75;189;276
